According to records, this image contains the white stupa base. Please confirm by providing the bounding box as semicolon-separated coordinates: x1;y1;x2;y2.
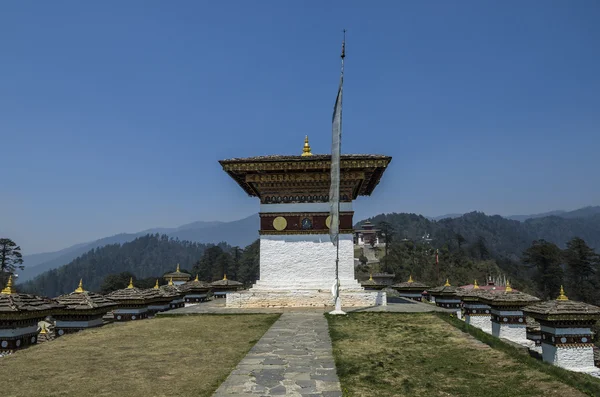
226;290;386;308
542;344;597;372
329;297;347;315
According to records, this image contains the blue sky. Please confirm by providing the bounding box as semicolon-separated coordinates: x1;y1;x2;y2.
1;1;599;254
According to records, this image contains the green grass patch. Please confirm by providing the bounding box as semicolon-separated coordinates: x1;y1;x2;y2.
437;312;600;397
0;314;279;397
327;312;592;397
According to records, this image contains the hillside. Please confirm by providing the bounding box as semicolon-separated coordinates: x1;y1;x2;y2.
19;234;221;297
18;214;259;283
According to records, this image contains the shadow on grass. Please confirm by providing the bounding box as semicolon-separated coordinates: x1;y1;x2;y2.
436;312;600;397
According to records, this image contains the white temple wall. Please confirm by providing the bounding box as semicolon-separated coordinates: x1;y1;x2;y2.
467;316;492;334
492;323;528;344
257;233;359;290
541;344;597;372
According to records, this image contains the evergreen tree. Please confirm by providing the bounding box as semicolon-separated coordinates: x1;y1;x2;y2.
377;221;395;273
237;240;259;286
563;237;600;304
0;238;24;285
522;240;563;300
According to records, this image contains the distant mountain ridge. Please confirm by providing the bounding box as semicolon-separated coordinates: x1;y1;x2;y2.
17;215;258;283
17;206;599;285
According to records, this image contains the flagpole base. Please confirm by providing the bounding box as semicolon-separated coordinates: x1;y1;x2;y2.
329;297;347;315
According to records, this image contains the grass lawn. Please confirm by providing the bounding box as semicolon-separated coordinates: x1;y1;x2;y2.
0;314;279;397
327;313;595;397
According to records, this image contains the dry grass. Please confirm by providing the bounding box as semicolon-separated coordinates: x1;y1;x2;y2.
327;313;590;397
0;314;279;397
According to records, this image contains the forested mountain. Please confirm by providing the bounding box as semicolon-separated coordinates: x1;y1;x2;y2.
18;214;259;283
20;234;224;297
361;211;600;261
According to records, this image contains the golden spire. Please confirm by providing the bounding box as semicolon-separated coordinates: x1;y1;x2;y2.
1;275;16;295
168;277;174;286
223;274;228;280
444;279;451;287
557;285;569;301
195;274;199;282
505;280;513;292
473;280;480;290
39;323;47;335
408;275;414;283
369;273;373;281
154;279;159;289
301;135;312;156
74;279;85;293
176;264;180;273
127;278;134;289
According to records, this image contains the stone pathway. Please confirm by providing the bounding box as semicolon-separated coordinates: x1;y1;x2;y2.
212;312;342;397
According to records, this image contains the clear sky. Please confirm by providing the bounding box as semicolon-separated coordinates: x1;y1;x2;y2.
1;1;599;255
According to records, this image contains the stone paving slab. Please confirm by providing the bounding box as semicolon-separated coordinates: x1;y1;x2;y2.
212;312;343;397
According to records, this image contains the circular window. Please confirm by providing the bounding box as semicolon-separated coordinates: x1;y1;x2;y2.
552;336;555;342
131;315;136;320
1;341;8;348
116;315;122;320
503;317;508;322
582;337;588;343
16;340;21;347
301;217;313;230
485;310;489;314
518;318;523;323
473;310;477;314
561;337;567;344
58;329;65;336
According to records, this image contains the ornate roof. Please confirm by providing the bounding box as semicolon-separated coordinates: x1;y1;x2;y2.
55;280;116;311
0;276;61;318
428;280;461;296
391;275;429;290
360;275;379;287
479;282;540;306
154;279;184;298
163;264;191;280
179;275;211;292
523;286;600;321
107;278;164;303
210;275;243;288
219;153;392;198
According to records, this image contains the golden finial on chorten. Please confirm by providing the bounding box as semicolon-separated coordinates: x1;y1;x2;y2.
176;264;180;273
1;275;16;295
505;280;513;292
127;278;134;289
154;279;159;289
408;275;414;283
195;274;199;282
74;279;85;293
473;280;479;290
39;323;47;335
223;274;228;281
168;277;174;286
444;279;451;287
301;135;312;156
557;285;569;301
369;274;373;281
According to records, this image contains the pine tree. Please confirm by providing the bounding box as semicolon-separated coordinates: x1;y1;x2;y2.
0;238;24;285
522;240;563;300
563;237;600;304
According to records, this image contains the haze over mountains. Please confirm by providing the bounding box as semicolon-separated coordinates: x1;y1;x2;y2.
16;206;600;284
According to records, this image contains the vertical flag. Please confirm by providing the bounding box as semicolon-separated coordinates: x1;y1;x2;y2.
436;249;439;264
329;37;345;246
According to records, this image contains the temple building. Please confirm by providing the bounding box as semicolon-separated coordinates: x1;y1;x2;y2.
107;278;163;321
428;280;462;318
219;137;391;307
163;264;191;286
0;276;60;352
354;221;380;246
179;275;211;304
360;274;384;291
158;279;185;309
456;281;493;333
480;281;540;346
391;275;429;301
211;275;243;298
53;280;117;336
523;287;600;372
146;279;177;313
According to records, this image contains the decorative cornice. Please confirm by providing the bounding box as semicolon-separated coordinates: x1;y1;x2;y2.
260;212;353;217
259;229;354;236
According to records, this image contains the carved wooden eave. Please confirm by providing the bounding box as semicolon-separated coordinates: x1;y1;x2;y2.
219;154;392;200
